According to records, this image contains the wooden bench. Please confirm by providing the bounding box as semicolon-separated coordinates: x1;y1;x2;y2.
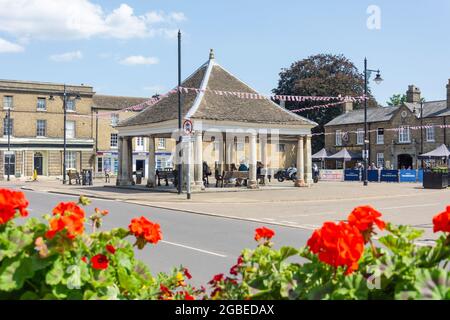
67;171;81;185
222;171;250;187
156;169;176;187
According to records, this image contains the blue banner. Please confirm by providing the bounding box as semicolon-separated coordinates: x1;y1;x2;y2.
368;170;379;182
399;170;417;183
417;169;424;183
344;170;361;181
380;170;399;182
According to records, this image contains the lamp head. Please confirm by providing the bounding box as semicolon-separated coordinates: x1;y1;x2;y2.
49;95;55;101
374;72;383;85
75;94;81;100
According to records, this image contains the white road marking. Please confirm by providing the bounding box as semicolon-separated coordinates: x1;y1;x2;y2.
378;203;439;210
161;240;228;258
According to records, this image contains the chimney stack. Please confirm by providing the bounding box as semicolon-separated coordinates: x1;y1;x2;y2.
447;79;450;109
342;100;353;113
406;85;421;103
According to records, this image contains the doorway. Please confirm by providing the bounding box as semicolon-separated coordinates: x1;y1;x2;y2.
34;152;44;175
397;154;413;169
135;159;145;177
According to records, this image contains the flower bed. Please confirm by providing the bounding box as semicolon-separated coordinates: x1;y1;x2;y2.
0;189;449;300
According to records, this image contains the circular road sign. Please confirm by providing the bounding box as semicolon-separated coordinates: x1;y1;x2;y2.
183;119;193;135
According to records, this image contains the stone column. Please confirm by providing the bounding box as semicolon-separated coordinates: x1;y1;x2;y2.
117;136;133;186
294;136;305;187
248;132;258;188
260;135;268;183
194;131;204;188
146;136;156;188
304;135;313;185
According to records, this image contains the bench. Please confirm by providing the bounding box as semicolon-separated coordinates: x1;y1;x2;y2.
67;171;81;185
156;169;177;187
222;171;250;187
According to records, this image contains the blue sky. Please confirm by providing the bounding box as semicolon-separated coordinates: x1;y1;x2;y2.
0;0;449;105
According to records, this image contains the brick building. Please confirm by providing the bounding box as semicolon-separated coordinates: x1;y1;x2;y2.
324;80;450;169
0;80;95;179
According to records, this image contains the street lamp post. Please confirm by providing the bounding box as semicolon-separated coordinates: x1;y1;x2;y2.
50;84;80;184
6;107;11;181
363;58;383;186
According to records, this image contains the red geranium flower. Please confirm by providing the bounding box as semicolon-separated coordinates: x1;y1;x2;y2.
106;244;116;254
230;255;244;276
0;189;29;224
254;227;275;242
45;202;85;239
91;254;109;270
95;208;109;216
307;221;364;275
159;284;173;300
348;206;385;232
208;273;224;285
183;268;192;280
81;256;88;263
433;206;450;233
183;291;195;300
129;216;162;247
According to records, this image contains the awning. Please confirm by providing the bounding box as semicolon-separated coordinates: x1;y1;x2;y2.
328;148;363;161
418;144;450;159
312;148;329;160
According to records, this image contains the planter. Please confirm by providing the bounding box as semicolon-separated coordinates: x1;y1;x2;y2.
423;171;448;189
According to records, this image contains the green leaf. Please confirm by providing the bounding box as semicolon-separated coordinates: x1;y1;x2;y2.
45;258;64;286
20;291;40;300
0;255;33;292
413;269;450;300
279;246;299;261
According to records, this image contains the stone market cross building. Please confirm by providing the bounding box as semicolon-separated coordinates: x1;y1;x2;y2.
116;50;317;189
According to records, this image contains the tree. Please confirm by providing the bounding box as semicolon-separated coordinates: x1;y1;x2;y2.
386;94;406;106
273;54;377;153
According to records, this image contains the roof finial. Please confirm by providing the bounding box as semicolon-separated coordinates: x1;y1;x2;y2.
209;48;215;60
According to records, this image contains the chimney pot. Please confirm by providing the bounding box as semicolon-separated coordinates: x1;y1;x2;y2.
343;100;353;113
447;79;450;109
406;85;421;103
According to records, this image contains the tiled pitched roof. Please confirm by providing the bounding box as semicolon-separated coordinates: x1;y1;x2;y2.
325;100;449;126
118;56;316;127
93;95;149;111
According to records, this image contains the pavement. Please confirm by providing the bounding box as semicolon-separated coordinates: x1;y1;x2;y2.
4;177;449;241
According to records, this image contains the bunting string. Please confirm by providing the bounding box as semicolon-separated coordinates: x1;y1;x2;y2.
311;124;450;136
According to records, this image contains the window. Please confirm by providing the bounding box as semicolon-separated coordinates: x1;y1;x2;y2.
104;157;112;172
4;153;15;176
376;153;385;168
97;157;103;173
37;98;46;111
158;138;166;149
156;159;163;170
398;126;410;143
3;96;13;109
111;114;119;126
426;126;435;142
335;130;342;146
356;128;364;145
110;133;118;147
278;144;286;152
66;121;75;139
36;120;46;137
3;118;13;136
65;151;77;169
66;100;75;112
377;128;384;145
136;137;144;151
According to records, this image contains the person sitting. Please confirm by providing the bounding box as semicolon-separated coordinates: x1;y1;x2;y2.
238;162;249;171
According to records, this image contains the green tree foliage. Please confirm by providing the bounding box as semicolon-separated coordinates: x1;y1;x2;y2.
387;94;407;106
273;54;377;152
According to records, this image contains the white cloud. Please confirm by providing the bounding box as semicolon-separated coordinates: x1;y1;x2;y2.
120;55;159;66
0;0;186;41
0;37;24;53
50;50;83;62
